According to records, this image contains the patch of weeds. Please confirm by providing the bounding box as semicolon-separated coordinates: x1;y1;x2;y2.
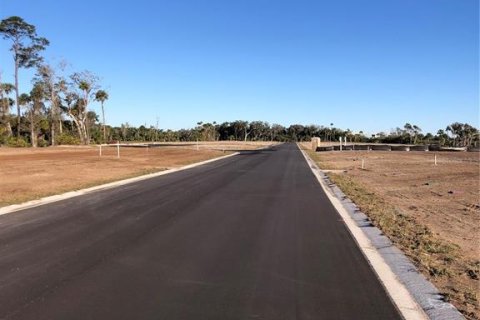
423;238;458;255
466;261;480;280
464;290;478;305
427;263;452;278
443;292;453;303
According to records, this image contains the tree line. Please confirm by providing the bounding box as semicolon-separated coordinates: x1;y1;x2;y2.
0;16;109;147
0;16;477;148
108;121;479;148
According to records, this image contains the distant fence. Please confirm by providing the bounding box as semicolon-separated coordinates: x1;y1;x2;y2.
409;145;429;151
353;145;370;151
371;144;392;151
315;144;473;152
391;145;410;151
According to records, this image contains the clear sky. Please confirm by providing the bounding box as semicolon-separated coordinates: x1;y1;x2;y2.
0;0;478;134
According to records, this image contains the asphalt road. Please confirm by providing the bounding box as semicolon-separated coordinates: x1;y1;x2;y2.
0;143;402;320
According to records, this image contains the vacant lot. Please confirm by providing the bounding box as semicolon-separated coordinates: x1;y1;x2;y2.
0;141;274;207
301;143;479;319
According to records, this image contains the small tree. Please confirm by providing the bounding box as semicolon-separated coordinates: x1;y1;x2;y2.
446;123;462;147
0;80;15;137
446;122;479;147
61;71;99;144
94;89;109;142
271;124;285;141
36;63;65;146
29;83;45;147
403;123;413;143
0;16;49;138
18;83;45;147
18;93;31;141
403;123;421;144
412;125;422;144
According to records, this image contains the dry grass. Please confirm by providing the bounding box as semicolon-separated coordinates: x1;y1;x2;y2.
0;141;274;207
301;143;479;319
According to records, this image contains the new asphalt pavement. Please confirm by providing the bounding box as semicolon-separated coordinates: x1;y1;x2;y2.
0;143;402;319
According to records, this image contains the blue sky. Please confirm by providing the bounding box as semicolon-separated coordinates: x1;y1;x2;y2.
0;0;478;134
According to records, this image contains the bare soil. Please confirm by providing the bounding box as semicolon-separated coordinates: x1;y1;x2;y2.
0;142;273;207
309;149;479;258
301;142;479;319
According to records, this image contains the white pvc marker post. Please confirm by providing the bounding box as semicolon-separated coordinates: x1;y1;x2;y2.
434;153;437;166
117;142;120;158
339;137;343;151
99;145;102;157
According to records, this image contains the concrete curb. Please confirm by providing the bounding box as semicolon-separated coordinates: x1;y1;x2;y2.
300;147;464;320
0;151;240;216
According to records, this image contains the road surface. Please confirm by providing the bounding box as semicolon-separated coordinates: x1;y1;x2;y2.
0;143;402;319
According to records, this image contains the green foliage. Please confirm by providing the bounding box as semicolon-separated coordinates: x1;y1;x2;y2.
446;122;479;147
37;137;48;147
6;136;29;147
95;90;108;103
101;121;479;145
56;133;80;145
0;16;49;69
1;15;49;140
0;128;9;144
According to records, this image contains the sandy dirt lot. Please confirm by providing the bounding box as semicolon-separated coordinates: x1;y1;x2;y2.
301;142;479;319
304;147;479;258
0;141;274;207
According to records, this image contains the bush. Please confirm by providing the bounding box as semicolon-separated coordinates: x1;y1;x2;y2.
6;137;29;147
57;133;80;145
37;138;49;147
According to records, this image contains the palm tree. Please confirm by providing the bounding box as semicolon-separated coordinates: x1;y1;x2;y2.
95;90;109;142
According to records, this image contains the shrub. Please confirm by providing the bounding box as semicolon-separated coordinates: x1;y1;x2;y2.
37;138;48;147
6;137;29;147
56;133;80;145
